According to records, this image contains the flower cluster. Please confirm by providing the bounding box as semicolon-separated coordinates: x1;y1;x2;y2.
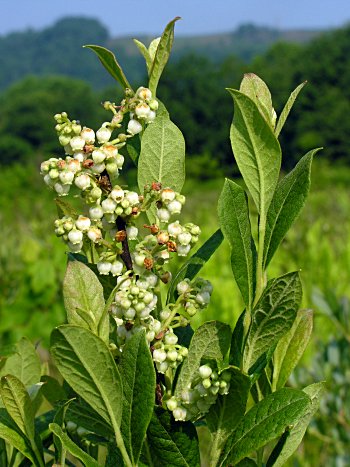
166;365;231;422
152;329;188;374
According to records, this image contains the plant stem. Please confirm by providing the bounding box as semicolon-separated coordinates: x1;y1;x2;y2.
254;213;267;307
114;424;134;467
144;438;154;467
116;216;133;271
256;446;264;466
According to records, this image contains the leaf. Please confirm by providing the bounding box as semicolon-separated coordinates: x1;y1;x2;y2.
240;73;274;127
138;115;185;222
120;331;156;465
83;45;132;90
273;309;313;390
275;81;307;138
148;17;180;96
133;39;152;74
0;408;36;465
167;229;223;304
243;272;302;374
55;197;78;218
146;407;200;467
236;459;258;466
218;179;256;309
207;367;251;466
229;310;246;367
174;321;231;399
269;382;325;466
0;337;41;387
263;148;320;268
49;423;99;467
127;134;141;166
0;375;35;441
63;260;108;343
227;88;281;215
40;375;67;407
66;400;113;440
219;388;310;466
50;325;123;438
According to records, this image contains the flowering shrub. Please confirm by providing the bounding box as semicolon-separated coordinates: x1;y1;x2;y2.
0;18;324;467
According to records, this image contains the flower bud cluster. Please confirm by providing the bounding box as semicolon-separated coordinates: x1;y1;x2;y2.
166;365;232;422
111;273;161;348
127;86;159;135
176;277;213;317
90;186;141;224
54;215;102;253
155;188;186;223
152;329;188;374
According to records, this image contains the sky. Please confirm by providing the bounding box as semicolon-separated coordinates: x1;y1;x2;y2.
1;0;350;37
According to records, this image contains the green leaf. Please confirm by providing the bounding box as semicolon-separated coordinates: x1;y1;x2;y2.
219;388;310;466
83;45;132;90
243;272;302;374
218;179;256;309
175;321;231;399
0;375;35;441
40;375;67;407
0;337;41;387
229;310;246;367
227;88;281;215
120;331;156;465
167;229;223;304
269;382;325;467
133;39;152;74
55;197;78;219
240;73;274;127
49;423;99;467
146;407;200;467
126;134;141;166
236;459;258;466
263;148;320;268
275;81;307;138
138;115;185;222
0;408;36;465
273;309;313;391
148;17;180;96
66;400;113;440
207;367;251;466
63;260;108;343
50;325;123;438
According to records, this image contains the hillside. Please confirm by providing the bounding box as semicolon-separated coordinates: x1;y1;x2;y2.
0;17;323;91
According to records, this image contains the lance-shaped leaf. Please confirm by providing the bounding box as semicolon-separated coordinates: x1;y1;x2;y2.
218;179;256;309
269;382;325;467
273;309;313;391
0;375;35;442
148;17;180;96
228;89;281;215
83;45;132;90
146;408;200;467
63;260;108;343
174;321;231;399
138;115;185;199
243;272;302;374
207;367;251;466
167;229;223;304
49;423;99;467
263;148;320;268
229;310;246;367
66;401;113;440
120;331;156;465
240;73;274;128
50;326;123;438
0;337;41;387
0;408;36;465
219;388;310;466
133;39;152;73
275;81;307;138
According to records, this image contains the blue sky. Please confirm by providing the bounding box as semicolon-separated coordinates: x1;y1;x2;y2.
2;0;350;36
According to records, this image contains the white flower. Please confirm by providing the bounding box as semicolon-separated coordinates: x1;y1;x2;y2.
199;365;212;379
67;241;83;253
74;174;91;190
136;86;152;101
68;229;83;245
168;221;183;237
59;171;74;185
167;349;178;362
125;191;139;205
161;188;176;202
167;200;182;214
173;407;187;422
111;261;123;276
135;103;151;119
101;198;117;213
196;291;211;306
127;119;142;135
67;159;81;173
124;308;136;320
73;151;85;163
177;244;191;256
92;149;106;164
87;227;102;243
54;183;70;196
97;261;112;275
116;154;124;169
110;187;124;201
44;174;54;186
75;216;91;231
96;125;112;143
166;397;178;411
81;127;95;143
178;232;192;246
70;136;86;151
89;205;104;220
153;349;167;363
126;226;138;240
164;332;178;345
146;110;156;123
157;208;170;223
91;163;105;174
